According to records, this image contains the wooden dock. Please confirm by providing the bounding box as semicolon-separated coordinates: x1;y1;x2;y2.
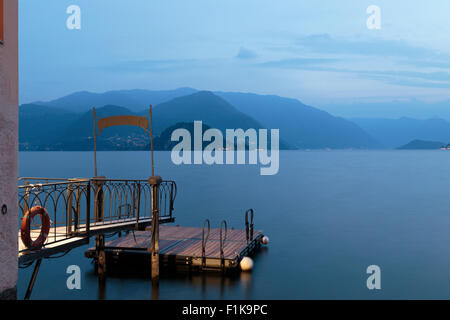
85;225;264;272
19;216;175;264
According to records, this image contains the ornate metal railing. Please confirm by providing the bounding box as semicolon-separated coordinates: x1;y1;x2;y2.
18;177;177;254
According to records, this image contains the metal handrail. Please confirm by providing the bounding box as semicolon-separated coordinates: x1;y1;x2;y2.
245;208;254;244
219;220;228;269
201;219;210;268
18;178;177;254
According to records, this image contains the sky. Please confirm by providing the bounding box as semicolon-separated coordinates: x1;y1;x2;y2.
19;0;450;114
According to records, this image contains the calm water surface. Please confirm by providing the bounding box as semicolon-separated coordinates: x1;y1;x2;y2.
17;150;450;299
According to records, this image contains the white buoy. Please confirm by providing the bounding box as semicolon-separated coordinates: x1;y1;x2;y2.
261;236;269;245
240;257;253;271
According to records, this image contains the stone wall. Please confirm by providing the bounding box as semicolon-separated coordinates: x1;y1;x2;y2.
0;0;18;300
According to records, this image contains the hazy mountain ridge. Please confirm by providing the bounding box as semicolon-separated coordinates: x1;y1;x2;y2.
19;104;77;150
397;139;444;150
20;92;289;150
216;91;381;149
23;88;382;150
353;117;450;149
322;99;450;120
35;87;198;113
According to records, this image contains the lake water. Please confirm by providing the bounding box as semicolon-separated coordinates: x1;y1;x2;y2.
17;150;450;299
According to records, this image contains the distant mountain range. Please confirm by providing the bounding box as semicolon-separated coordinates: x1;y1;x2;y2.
38;89;450;121
29;88;450;151
21;89;382;151
34;87;198;113
216;92;380;149
322;99;450;120
20;91;284;151
352;117;450;149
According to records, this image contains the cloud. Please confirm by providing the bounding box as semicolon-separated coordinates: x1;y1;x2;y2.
397;59;450;69
91;34;450;93
270;34;450;69
357;70;450;89
258;57;337;69
236;47;258;59
258;33;450;90
366;70;450;82
259;57;450;89
94;59;202;73
295;34;442;59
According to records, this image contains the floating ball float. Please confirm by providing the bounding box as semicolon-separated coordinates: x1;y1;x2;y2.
240;257;254;271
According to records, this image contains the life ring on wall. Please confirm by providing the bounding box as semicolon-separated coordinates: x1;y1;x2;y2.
20;206;51;249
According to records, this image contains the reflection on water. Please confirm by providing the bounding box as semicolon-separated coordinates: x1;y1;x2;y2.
98;276;106;300
108;259;253;300
89;245;256;300
240;271;253;299
152;279;159;300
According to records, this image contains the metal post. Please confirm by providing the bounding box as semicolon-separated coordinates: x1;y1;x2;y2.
149;176;162;282
94;178;106;276
151;183;159;281
66;183;73;235
24;259;42;300
132;184;136;218
169;182;174;218
75;182;81;232
135;184;141;229
23;180;29;214
86;181;91;236
149;105;154;177
93;107;98;177
94;181;104;223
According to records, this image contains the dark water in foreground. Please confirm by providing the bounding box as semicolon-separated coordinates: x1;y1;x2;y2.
17;150;450;299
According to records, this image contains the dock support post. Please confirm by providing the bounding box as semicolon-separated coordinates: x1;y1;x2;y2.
149;176;162;283
96;234;106;277
93;177;106;276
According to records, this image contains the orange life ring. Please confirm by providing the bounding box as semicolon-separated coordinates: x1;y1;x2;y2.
20;206;51;249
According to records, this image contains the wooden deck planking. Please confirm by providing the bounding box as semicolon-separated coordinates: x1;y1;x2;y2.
96;225;263;263
207;228;258;242
161;239;248;259
106;235;181;252
145;225;262;242
148;225;203;240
